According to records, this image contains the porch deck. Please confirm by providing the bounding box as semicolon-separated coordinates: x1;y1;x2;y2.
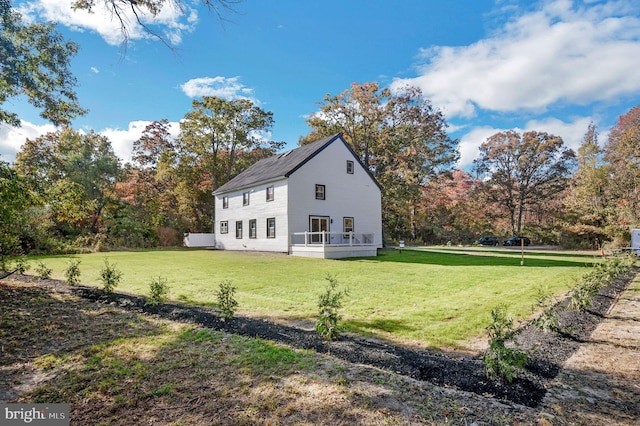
289;232;378;259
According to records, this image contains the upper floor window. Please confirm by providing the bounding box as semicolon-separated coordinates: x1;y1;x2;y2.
346;160;354;174
220;221;229;234
315;184;325;200
222;196;229;209
243;191;250;206
249;219;257;239
266;186;274;202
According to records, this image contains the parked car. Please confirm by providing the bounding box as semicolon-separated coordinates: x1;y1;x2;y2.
475;236;500;246
503;236;531;246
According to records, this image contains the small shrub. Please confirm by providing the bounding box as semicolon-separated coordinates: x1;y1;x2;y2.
315;274;349;341
531;286;560;333
570;255;635;311
216;280;238;320
65;259;81;285
148;276;170;305
99;259;122;294
35;261;52;280
15;256;30;275
483;305;527;382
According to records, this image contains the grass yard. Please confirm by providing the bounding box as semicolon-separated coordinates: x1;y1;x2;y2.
29;247;600;349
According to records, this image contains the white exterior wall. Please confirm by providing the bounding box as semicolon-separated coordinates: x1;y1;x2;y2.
287;140;383;248
214;179;289;252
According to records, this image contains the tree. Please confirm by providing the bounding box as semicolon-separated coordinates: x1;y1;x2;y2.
302;82;459;240
0;161;34;271
473;130;575;236
563;123;612;247
0;0;86;126
14;128;121;235
178;96;282;231
604;105;640;237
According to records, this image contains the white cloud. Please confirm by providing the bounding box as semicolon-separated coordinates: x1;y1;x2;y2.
456;116;596;169
392;0;640;118
523;115;594;152
100;120;180;163
180;76;259;103
0;120;181;165
91;67;100;74
19;0;198;46
0;121;57;164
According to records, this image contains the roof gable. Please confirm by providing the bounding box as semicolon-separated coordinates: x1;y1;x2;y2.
213;134;381;194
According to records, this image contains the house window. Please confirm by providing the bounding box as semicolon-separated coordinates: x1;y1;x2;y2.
346;160;354;174
315;184;325;200
266;185;274;202
249;219;257;239
222;196;229;209
267;218;276;238
343;217;354;233
243;191;250;206
235;221;243;239
220;221;228;234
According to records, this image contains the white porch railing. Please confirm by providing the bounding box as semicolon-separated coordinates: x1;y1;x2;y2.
290;231;375;247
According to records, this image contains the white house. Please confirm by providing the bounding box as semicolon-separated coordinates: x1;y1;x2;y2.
212;134;383;258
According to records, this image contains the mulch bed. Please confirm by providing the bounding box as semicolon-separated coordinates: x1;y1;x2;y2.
8;269;637;408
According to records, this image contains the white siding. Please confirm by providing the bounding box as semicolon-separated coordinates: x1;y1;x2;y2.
287;139;382;248
214;179;289;252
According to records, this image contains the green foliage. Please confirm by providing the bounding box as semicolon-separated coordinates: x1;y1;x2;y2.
0;1;85;126
65;259;81;285
483;305;527;382
99;259;123;294
35;261;52;280
531;286;560;333
148;276;170;306
15;256;30;275
215;280;238;320
570;254;635;311
315;274;349;340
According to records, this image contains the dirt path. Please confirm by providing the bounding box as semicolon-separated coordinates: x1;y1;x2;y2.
539;273;640;425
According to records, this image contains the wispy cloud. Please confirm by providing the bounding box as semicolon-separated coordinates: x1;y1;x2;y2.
392;0;640;118
180;76;258;103
19;0;198;46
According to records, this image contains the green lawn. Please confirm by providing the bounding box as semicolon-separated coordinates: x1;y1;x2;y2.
30;247;600;349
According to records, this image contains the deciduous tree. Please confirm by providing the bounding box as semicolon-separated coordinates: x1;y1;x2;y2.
302;82;459;240
473;130;575;236
604;105;640;237
0;0;85;126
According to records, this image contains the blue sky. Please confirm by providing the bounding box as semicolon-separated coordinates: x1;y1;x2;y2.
2;0;640;169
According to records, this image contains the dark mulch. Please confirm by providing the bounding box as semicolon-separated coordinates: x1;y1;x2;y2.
11;269;636;408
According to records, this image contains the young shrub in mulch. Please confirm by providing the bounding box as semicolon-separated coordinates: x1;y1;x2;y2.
99;258;123;294
148;276;170;306
531;286;560;333
484;305;528;383
315;274;349;341
35;261;52;280
65;259;81;285
216;280;238;320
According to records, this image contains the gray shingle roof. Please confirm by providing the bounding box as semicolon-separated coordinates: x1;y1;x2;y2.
213;134;343;195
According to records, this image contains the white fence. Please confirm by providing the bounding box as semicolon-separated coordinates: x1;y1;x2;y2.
183;233;216;248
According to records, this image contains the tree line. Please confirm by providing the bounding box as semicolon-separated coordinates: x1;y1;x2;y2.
2;0;639;267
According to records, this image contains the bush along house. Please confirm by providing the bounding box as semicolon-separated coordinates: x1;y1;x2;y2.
212;134;382;258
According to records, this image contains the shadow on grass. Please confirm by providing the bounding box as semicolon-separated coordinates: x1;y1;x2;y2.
344;318;416;336
341;248;595;268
